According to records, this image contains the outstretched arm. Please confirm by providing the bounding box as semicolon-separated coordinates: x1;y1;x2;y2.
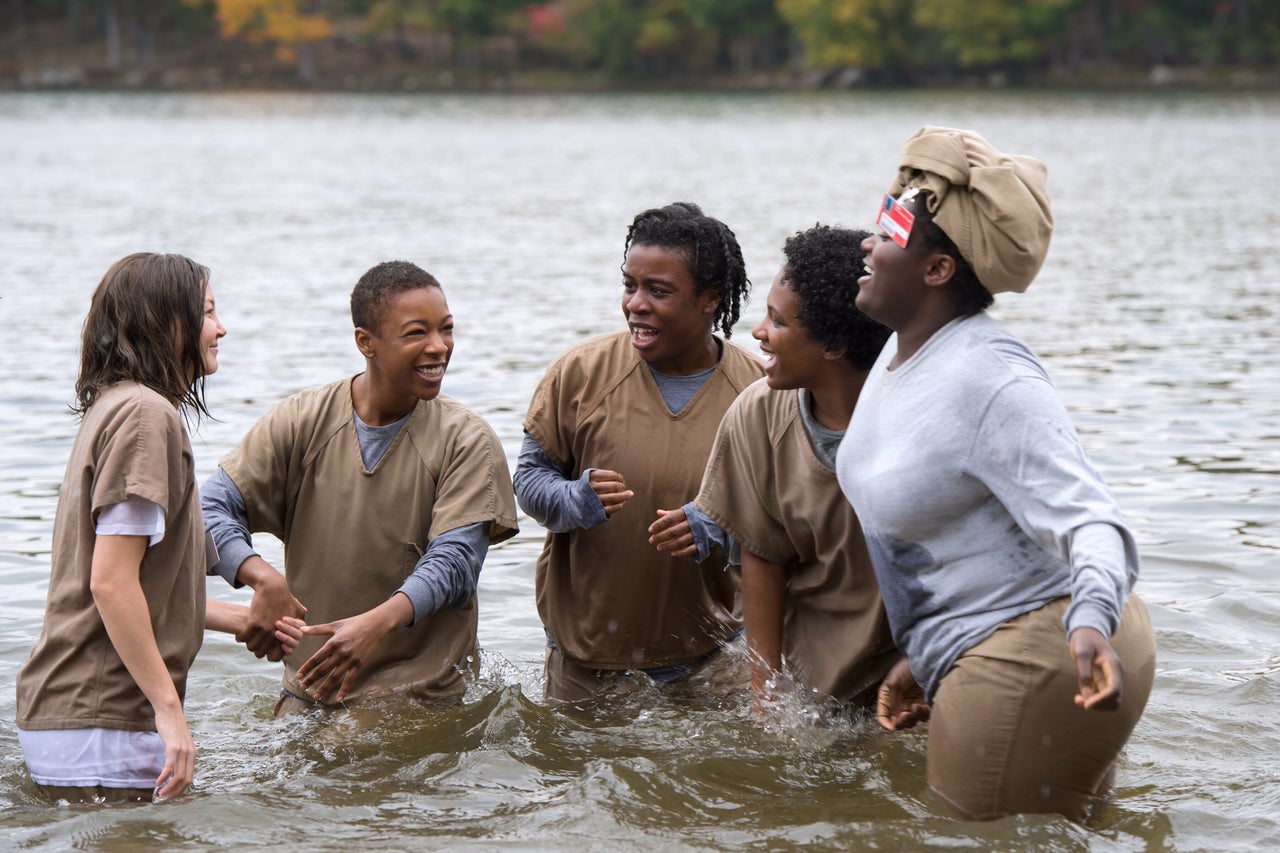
204;599;246;635
201;467;306;661
205;599;302;655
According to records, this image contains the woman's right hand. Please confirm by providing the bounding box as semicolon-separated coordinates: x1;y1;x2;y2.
876;656;931;732
276;615;306;656
589;469;634;516
152;704;196;800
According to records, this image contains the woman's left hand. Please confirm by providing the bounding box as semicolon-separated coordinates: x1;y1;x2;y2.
294;613;388;704
648;508;697;557
1069;626;1124;710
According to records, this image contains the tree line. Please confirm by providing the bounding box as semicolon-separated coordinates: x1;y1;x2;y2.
4;0;1278;87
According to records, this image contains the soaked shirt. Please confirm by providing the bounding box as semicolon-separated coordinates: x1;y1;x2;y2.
17;382;206;735
19;496;171;787
514;360;736;566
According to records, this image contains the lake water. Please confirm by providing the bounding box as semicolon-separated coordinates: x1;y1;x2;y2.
0;89;1277;851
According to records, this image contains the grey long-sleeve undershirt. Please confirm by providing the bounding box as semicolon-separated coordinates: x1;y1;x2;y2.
512;363;735;563
201;428;488;626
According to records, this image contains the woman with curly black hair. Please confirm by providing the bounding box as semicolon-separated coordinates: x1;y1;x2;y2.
515;202;764;703
656;224;899;715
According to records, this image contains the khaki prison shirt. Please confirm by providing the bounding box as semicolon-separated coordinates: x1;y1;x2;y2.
221;378;518;704
696;379;896;703
525;330;764;669
18;383;206;731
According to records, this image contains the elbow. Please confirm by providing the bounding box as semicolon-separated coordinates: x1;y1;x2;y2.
89;572;129;608
513;490;535;520
511;477;529;506
513;489;551;529
512;473;538;516
512;462;534;493
449;566;481;610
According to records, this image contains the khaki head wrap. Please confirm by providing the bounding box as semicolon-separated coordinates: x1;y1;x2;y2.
888;126;1052;295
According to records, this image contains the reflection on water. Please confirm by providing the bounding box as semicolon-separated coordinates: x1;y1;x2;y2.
1;90;1278;851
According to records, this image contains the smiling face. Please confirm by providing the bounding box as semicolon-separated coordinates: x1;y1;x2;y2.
356;285;453;416
198;285;226;378
857;199;934;331
752;270;831;391
620;242;720;376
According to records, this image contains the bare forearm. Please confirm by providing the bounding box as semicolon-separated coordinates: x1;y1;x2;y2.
91;536;183;717
742;551;788;695
204;599;248;635
234;554;284;591
368;592;415;634
231;554;305;660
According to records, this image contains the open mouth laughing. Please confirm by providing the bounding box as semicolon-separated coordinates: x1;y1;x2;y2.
630;323;658;347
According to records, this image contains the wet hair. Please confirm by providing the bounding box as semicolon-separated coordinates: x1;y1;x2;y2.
75;252;213;420
351;261;442;332
623;202;749;338
910;198;994;316
781;225;891;371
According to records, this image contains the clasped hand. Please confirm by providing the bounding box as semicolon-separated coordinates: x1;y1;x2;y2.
237;556;306;662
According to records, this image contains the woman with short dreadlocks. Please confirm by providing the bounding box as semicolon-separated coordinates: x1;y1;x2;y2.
516;202;764;703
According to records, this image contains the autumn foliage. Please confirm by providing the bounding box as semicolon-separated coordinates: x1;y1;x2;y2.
4;0;1278;86
196;0;332;64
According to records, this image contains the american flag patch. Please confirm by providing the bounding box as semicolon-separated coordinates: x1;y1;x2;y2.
876;193;916;248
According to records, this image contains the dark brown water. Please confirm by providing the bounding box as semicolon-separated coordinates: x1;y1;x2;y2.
1;90;1277;851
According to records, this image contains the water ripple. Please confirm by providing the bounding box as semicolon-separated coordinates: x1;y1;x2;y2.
2;89;1277;851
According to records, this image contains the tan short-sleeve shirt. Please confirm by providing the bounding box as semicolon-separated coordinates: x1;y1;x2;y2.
17;383;206;731
221;378;518;704
696;379;896;702
525;331;764;669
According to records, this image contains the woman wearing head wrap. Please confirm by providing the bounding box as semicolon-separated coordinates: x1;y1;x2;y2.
836;127;1156;820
